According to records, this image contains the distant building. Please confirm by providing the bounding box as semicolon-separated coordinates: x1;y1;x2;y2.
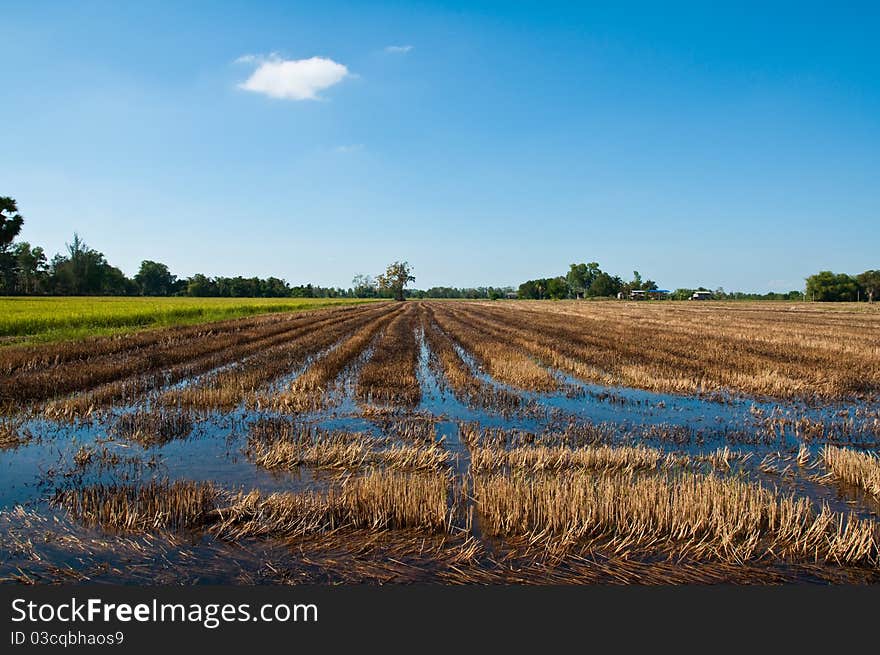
630;289;670;300
691;291;713;301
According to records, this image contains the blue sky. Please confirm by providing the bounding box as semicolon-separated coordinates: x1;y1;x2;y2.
2;1;878;291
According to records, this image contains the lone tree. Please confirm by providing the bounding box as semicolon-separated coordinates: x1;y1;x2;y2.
857;270;880;303
377;261;415;301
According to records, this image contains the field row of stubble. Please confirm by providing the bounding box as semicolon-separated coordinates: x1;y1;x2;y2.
0;301;400;415
427;300;880;401
0;300;440;418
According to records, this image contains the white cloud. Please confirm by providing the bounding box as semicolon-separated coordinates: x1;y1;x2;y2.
334;144;364;153
384;45;413;54
237;55;349;100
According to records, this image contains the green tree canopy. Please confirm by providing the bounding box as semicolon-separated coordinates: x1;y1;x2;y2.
352;273;376;298
0;197;24;250
186;273;216;296
518;278;551;299
670;288;696;301
588;272;623;297
806;271;859;302
0;197;26;293
856;270;880;303
49;233;134;295
13;242;47;294
134;260;177;296
377;261;415;301
546;276;568;300
565;262;600;297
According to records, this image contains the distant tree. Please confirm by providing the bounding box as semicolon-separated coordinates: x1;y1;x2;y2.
185;273;216;296
49;233;135;295
515;282;530;299
517;280;538;299
227;276;262;297
588;272;622;298
856;270;880;303
263;276;290;297
0;197;25;293
13;242;47;294
377;261;415;301
100;264;136;295
134;260;176;296
806;271;859;302
50;234;103;294
290;283;316;298
626;271;658;293
352;273;377;298
566;262;600;297
546;276;568;300
670;288;696;301
0;197;23;250
425;286;458;299
518;278;553;299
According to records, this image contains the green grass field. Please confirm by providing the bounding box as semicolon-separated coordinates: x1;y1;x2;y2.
0;296;380;345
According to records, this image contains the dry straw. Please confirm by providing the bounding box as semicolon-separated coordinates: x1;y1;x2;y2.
473;469;879;566
113;409;193;447
822;445;880;498
55;480;216;531
470;443;666;474
250;434;450;472
56;468;453;540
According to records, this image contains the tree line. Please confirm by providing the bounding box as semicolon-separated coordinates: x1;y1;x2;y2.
2;232;352;298
350;265;513;300
3;197;876;302
0;197;368;298
517;262;878;303
805;270;879;302
666;287;804;301
2;200;462;300
518;263;658;300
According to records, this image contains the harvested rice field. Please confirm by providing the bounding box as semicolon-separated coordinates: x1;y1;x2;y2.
2;299;880;584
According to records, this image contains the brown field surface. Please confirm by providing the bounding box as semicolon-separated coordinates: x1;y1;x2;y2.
2;299;879;584
435;300;880;400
